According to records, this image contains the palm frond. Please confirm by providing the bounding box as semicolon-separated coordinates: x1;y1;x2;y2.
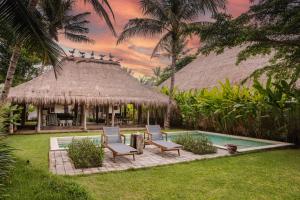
0;0;65;73
64;32;94;43
84;0;116;36
190;0;226;15
151;32;172;58
117;18;166;44
140;0;167;20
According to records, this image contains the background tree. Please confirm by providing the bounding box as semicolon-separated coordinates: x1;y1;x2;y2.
117;0;226;128
192;0;300;87
0;0;115;102
0;0;64;102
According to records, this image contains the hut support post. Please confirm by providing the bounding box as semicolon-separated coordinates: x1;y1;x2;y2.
21;103;26;127
111;105;115;127
9;110;14;134
82;105;87;131
137;105;142;125
96;106;99;124
105;105;109;125
147;110;150;125
36;105;41;133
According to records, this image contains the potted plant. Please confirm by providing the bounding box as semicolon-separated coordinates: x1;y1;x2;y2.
226;144;237;154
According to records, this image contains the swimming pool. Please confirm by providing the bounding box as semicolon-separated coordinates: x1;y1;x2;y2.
167;131;292;152
50;131;292;152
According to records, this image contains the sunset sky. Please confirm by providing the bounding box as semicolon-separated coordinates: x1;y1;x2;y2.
59;0;251;77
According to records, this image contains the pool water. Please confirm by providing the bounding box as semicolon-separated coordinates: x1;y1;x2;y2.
168;131;272;150
54;131;273;150
57;136;102;149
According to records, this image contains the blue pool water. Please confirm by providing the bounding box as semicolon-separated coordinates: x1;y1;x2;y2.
56;131;273;150
168;131;272;149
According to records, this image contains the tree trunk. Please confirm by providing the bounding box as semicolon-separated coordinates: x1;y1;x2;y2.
0;44;22;102
164;53;177;128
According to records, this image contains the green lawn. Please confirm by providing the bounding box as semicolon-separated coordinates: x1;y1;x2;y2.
4;132;300;200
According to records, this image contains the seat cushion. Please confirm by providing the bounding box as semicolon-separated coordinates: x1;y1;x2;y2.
152;140;182;149
107;143;137;154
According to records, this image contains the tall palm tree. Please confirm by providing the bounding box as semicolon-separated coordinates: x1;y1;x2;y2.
0;0;64;102
117;0;226;128
38;0;93;73
0;0;115;102
40;0;93;43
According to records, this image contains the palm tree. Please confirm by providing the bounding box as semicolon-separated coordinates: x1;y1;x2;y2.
0;0;64;102
40;0;93;43
38;0;93;73
0;0;115;102
117;0;226;128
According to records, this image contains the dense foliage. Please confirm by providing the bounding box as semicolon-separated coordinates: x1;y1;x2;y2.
6;160;91;200
68;139;104;169
173;133;216;154
0;140;14;199
0;48;41;86
0;104;20;134
165;79;300;143
194;0;300;86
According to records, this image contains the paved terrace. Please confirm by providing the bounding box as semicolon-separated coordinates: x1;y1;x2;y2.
49;146;229;175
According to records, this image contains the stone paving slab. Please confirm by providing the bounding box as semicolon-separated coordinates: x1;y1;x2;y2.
49;145;229;176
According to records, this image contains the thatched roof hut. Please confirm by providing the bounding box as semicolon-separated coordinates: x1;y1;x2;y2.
160;46;271;91
8;57;169;106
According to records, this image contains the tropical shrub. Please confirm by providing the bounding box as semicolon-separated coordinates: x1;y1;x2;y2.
68;139;104;169
0;139;14;199
164;78;300;144
173;133;217;154
8;160;91;200
0;104;20;134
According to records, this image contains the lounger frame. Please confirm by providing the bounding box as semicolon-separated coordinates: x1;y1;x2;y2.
144;125;182;156
102;127;137;162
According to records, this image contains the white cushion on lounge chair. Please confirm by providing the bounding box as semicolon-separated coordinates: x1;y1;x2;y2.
107;143;137;154
152;140;182;149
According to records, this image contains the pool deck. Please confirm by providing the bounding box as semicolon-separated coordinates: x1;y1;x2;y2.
49;146;229;175
49;131;293;175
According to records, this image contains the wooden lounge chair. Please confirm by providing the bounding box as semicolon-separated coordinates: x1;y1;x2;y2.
102;126;137;162
145;125;182;156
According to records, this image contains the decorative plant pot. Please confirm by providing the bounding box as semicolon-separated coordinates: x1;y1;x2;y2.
226;144;237;154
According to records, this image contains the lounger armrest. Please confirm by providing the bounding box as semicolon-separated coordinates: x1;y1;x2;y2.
101;135;108;147
161;131;168;141
120;134;126;144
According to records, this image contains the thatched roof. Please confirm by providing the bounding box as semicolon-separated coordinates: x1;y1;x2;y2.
160;46;272;91
8;57;169;106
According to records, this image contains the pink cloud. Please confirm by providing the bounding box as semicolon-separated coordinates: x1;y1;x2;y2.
59;0;251;76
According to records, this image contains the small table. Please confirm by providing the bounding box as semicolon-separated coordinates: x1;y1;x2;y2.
130;133;144;154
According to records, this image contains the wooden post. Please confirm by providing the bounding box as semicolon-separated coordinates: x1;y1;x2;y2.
111;105;115;127
105;105;109;125
133;104;135;124
137;105;142;124
82;105;87;131
21;103;26;127
147;110;150;125
36;105;41;133
9;109;14;134
95;105;99;124
74;103;78;126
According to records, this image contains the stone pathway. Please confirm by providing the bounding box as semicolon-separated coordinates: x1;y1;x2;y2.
49;145;229;175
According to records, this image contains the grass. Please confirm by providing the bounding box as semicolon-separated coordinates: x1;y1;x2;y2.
3;132;300;200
